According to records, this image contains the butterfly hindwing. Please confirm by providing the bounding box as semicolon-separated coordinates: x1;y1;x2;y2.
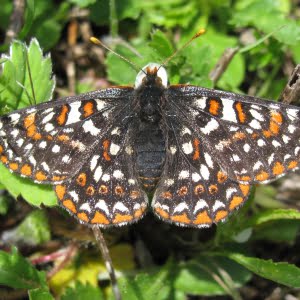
152;117;251;227
54;124;148;226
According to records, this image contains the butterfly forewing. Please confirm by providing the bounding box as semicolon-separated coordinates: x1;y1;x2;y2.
165;86;300;185
0;88;134;184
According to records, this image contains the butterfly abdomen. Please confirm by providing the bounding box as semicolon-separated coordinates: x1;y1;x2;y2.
135;121;166;192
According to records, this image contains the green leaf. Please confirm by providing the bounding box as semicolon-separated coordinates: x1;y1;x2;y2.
174;256;251;296
231;0;300;45
252;220;300;243
0;0;12;31
0;192;10;214
61;282;104;300
225;252;300;288
245;208;300;227
3;210;51;246
19;0;35;39
116;262;173;300
0;247;47;289
90;0;141;25
0;39;55;111
149;30;174;59
67;0;97;8
0;163;57;206
29;288;54;300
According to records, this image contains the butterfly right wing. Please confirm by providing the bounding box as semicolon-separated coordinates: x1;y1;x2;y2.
0;88;134;184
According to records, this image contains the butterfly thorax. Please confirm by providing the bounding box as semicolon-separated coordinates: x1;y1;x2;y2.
133;63;167;192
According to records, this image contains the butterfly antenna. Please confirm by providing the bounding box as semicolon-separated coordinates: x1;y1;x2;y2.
90;37;144;74
159;29;206;70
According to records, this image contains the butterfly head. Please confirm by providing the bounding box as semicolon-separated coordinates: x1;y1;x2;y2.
135;63;168;89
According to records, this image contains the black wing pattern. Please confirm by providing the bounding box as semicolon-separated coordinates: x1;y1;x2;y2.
153;85;300;227
0;88;148;226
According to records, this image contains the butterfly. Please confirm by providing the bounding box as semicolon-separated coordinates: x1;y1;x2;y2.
0;61;299;228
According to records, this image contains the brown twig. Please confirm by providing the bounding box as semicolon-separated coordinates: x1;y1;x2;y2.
209;47;239;85
92;227;122;300
5;0;25;44
279;64;300;104
66;19;78;95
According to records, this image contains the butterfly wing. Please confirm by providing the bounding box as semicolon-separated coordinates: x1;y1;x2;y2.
152;85;299;227
0;87;148;226
0;88;133;183
54;122;148;226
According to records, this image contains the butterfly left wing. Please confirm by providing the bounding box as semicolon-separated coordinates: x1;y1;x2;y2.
0;88;133;183
54;122;148;226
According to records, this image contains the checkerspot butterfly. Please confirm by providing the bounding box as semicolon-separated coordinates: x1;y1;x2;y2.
0;61;299;228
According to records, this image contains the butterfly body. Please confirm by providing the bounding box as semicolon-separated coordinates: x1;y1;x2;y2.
0;63;300;228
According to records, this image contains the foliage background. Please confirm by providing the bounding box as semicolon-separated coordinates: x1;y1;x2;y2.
0;0;300;299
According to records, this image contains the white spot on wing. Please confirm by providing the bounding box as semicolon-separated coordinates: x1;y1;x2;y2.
194;199;208;213
249;119;261;129
200;164;210;180
192;172;201;182
212;200;225;212
66;102;81;125
181;127;191;136
95;200;110;216
90;155;99;171
45;123;54;132
41;162;50;172
243;144;250;153
94;166;103;182
39;141;47;149
69;191;79;202
110;143;120;155
113;202;129;212
272;140;281;148
165;179;174;186
204;153;213;168
253;161;263;171
282;135;290;144
95;99;107;110
268;153;275;165
287;108;298;121
113;169;124;179
201;119;219;135
52;145;60;153
179;170;189;179
250;109;264;121
80;203;91;213
226;188;237;199
83;119;101;136
62;155;70;163
42;112;55;124
11;129;19;138
221;99;237;123
194;97;206;110
174;202;188;214
182;141;193;154
170;146;177;154
257;139;265;147
102;174;110;182
16;138;24;147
